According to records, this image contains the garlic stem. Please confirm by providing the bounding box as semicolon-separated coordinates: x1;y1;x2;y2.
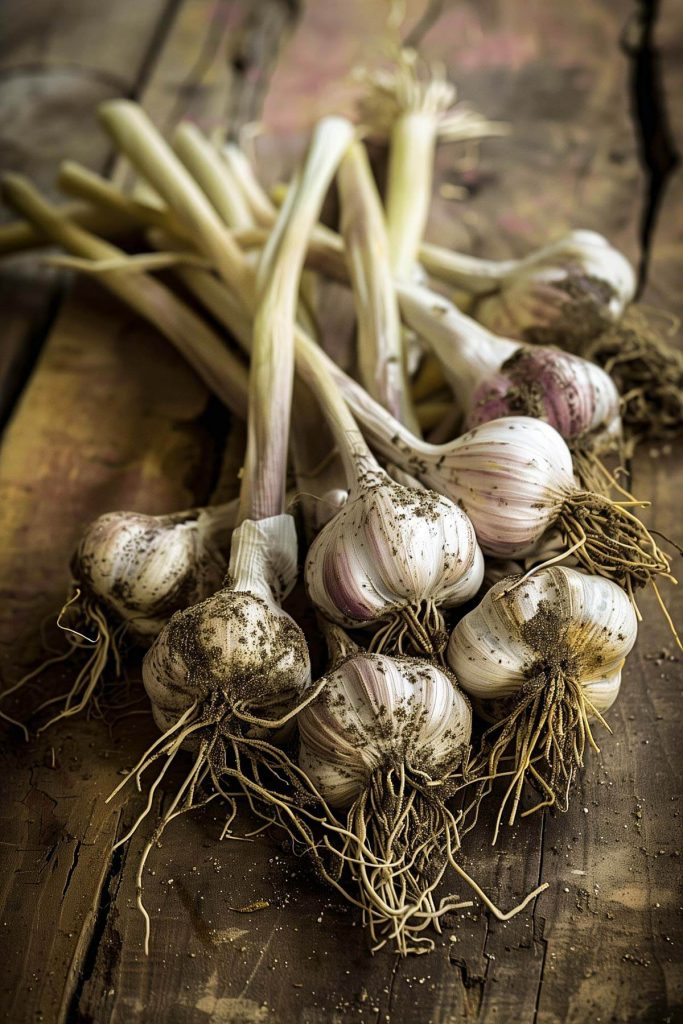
59;160;190;243
177;262;375;490
174;123;253;231
1;174;250;420
419;242;518;293
385;110;438;280
0;198;137;255
397;281;517;404
338;139;417;429
237;117;355;522
221;142;278;227
98;101;253;300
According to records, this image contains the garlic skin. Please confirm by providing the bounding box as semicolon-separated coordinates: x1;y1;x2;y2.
298;651;472;807
143;588;310;734
475;231;636;342
142;514;310;733
466;346;622;449
448;566;637;720
74;505;235;642
304;473;484;644
416;417;576;558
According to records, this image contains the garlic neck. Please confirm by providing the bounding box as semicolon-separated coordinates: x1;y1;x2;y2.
227;514;298;605
398;282;518;405
420;242;517;293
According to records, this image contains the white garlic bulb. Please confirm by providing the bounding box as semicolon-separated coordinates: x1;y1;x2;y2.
449;565;636;713
476;231;635;342
143;515;310;734
420;230;635;341
75;504;235;642
304;471;484;656
144;588;310;735
298;650;472;808
448;566;637;831
297;644;474;954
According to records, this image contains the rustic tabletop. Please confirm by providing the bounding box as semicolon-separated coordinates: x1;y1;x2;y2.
0;2;681;1022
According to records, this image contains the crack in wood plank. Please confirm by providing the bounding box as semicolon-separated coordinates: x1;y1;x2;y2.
621;0;680;292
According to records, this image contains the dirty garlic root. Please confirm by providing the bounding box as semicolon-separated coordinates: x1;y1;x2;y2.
448;566;638;841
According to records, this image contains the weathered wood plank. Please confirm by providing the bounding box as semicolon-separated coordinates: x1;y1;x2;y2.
0;0;176;434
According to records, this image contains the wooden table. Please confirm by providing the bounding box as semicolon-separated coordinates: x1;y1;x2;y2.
0;2;681;1021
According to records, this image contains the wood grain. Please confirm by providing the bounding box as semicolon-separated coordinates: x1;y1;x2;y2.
0;1;680;1022
0;0;178;434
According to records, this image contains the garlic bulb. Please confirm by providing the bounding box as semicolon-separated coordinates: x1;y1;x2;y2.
448;566;637;836
299;648;472;808
75;504;235;642
467;346;621;450
398;282;622;460
143;515;309;734
305;468;484;657
298;642;473;953
2;502;238;732
296;635;546;954
421;230;636;342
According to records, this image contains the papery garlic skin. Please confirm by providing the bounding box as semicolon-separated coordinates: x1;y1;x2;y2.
75;506;234;642
298;652;472;807
467;346;622;449
142;514;310;733
448;566;637;719
304;476;484;631
415;417;575;559
475;231;636;341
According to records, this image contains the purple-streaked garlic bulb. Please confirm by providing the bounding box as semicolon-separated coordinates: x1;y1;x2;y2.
397;282;622;462
297;632;546;954
305;467;484;656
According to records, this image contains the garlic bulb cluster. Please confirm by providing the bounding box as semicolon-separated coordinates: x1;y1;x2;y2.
75;504;235;642
299;647;472;808
333;389;672;597
305;468;484;656
449;566;638;834
143;515;310;734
